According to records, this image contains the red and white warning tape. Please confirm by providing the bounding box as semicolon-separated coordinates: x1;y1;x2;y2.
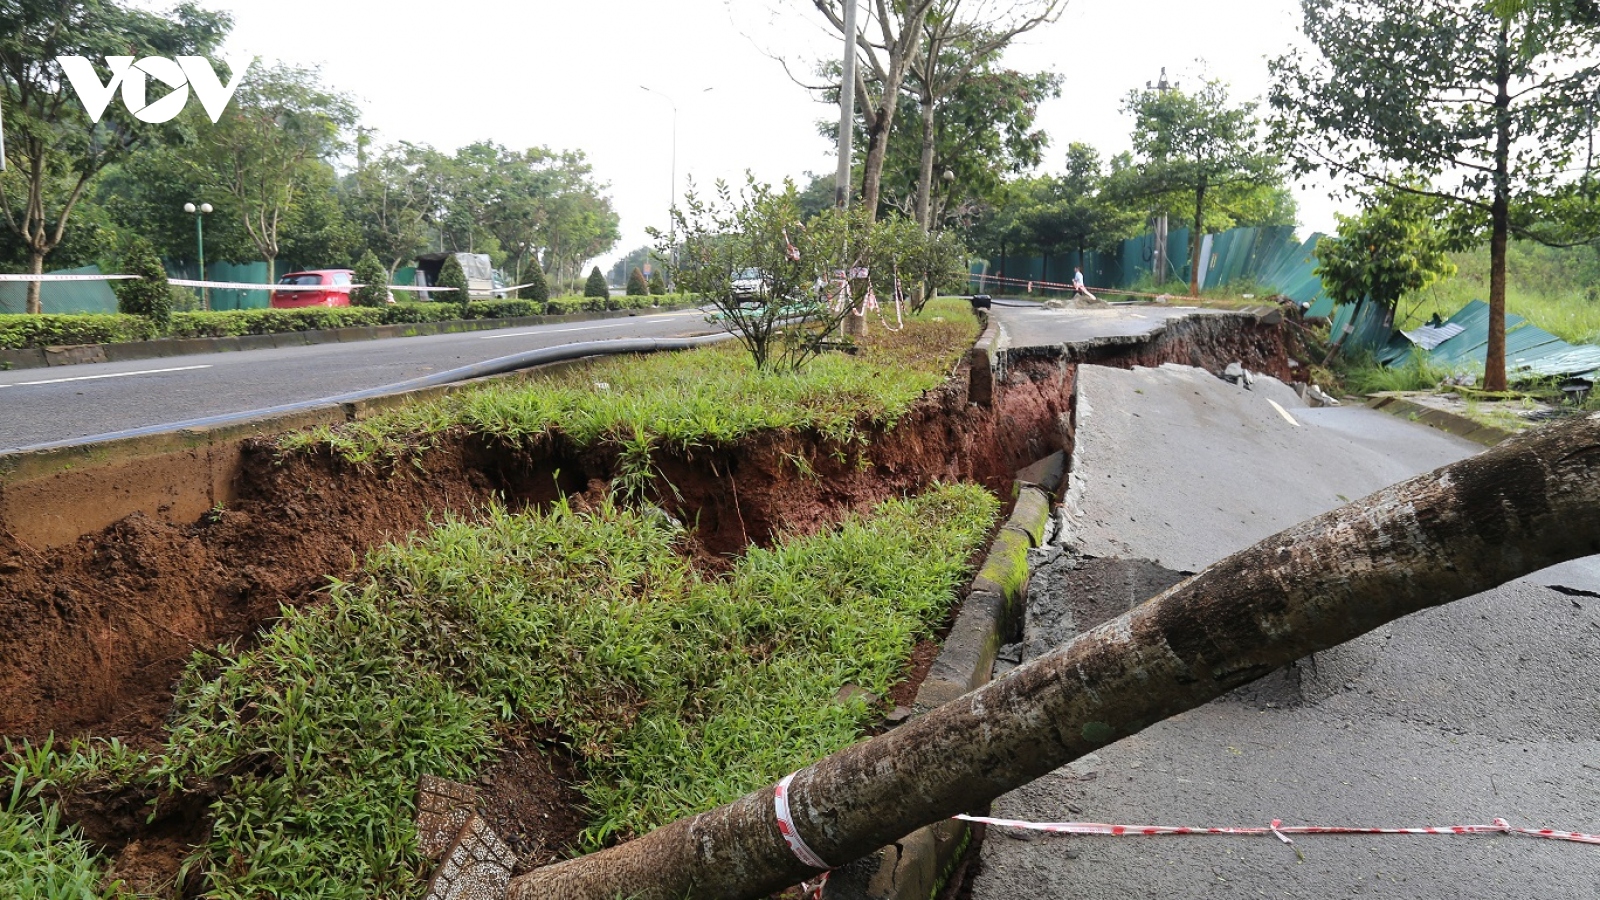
955;813;1600;846
771;774;1599;899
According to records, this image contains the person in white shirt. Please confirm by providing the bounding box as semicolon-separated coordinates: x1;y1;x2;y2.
1072;267;1095;301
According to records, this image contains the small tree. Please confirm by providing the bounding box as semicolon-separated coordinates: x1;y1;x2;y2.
519;255;549;303
351;250;389;308
626;267;649;296
662;176;896;370
436;254;471;318
114;237;172;331
584;266;610;299
1315;184;1456;332
648;270;667;296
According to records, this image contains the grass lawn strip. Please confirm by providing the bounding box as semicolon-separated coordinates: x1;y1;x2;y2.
280;298;976;468
6;483;998;899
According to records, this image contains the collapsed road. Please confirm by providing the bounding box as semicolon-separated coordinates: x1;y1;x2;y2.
493;304;1600;899
971;360;1600;898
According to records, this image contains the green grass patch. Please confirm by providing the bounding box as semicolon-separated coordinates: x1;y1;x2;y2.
0;768;126;899
3;482;998;899
1341;347;1460;395
280;297;977;470
1396;242;1600;346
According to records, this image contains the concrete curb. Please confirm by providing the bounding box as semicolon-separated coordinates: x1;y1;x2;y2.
826;466;1062;900
967;316;1003;409
0;304;701;371
1364;393;1516;446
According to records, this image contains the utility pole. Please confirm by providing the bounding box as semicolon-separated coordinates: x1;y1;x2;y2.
1145;67;1178;285
834;0;859;208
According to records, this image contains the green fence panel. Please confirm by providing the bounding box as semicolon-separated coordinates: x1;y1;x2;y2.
0;265;120;314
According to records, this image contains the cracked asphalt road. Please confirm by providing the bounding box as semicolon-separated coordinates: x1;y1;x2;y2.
971;362;1600;900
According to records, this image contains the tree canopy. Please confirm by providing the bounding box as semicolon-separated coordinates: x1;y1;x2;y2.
1120;78;1284;295
0;0;229;311
1270;0;1600;389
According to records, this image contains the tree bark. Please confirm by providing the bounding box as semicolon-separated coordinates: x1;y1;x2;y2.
506;413;1600;900
1485;18;1514;393
26;251;45;315
914;86;938;232
1189;177;1207;297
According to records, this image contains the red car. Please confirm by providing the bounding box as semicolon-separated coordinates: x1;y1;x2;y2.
270;269;354;308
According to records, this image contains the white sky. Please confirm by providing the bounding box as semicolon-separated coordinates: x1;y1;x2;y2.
191;0;1346;270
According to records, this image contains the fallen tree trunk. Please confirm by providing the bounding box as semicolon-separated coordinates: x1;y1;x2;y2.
508;413;1600;900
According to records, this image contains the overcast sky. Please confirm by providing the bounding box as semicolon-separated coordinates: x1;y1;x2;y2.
190;0;1344;270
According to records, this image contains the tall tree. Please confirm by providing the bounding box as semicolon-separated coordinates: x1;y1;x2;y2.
196;61;356;278
905;1;1065;231
887;63;1059;229
1020;143;1144;270
342;141;432;274
1122;77;1282;296
808;0;938;218
0;0;230;312
1269;0;1600;390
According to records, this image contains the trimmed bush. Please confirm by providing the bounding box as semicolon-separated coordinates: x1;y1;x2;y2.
584;266;609;299
519;256;549;304
437;255;471;319
463;299;542;319
649;270;666;296
0;313;158;349
351;250;389;308
114;237;172;330
626;267;649;296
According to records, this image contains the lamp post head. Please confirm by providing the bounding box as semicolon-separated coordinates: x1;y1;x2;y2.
183;202;196;214
200;202;213;214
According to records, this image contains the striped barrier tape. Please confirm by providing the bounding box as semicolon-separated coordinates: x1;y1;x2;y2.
955;813;1600;846
0;273;140;281
0;274;459;292
968;271;1181;301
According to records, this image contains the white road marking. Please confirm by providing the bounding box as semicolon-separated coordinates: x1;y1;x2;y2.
0;364;212;388
1266;398;1301;427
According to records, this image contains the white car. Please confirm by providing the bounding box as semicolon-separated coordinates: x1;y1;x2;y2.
731;268;768;300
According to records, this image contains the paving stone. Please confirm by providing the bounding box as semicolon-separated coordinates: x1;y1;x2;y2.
416;774;481;862
423;813;517;900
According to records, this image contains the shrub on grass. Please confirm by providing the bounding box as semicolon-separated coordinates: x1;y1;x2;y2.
351;251;389;308
113;237;172;331
649;270;667;296
626;267;649;296
584;266;609;299
437;255;471;319
519;256;549;304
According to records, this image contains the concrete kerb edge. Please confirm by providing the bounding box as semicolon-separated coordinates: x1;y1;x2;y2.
1364;393;1515;446
828;476;1056;900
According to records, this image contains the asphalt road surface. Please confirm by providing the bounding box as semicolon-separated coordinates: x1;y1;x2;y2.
972;363;1600;899
0;309;713;450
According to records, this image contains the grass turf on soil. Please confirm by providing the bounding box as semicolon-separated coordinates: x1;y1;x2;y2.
4;485;998;899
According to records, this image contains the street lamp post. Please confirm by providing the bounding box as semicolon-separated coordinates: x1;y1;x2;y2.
639;85;712;288
184;201;213;310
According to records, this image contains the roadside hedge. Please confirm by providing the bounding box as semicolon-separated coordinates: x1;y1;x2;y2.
0;314;159;349
0;295;700;350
